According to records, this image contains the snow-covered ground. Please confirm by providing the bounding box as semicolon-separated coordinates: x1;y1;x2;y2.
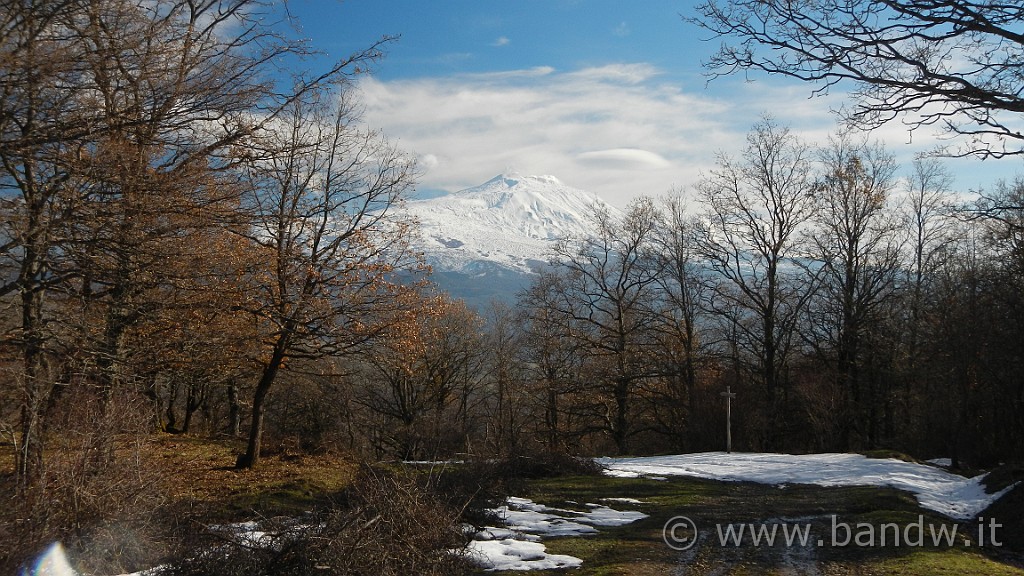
466;496;648;571
598;452;1015;521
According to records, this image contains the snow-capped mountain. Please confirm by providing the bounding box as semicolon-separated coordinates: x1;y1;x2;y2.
403;173;614;305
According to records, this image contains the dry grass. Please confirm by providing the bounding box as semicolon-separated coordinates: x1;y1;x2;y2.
134;433;359;520
0;432;360;574
167;464;476;576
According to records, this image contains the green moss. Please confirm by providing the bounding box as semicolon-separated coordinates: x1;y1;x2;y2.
482;474;1024;576
870;549;1024;575
982;465;1024;492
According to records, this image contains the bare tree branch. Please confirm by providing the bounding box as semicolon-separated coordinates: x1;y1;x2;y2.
689;0;1024;158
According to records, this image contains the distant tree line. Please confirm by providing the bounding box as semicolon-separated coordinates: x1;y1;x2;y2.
680;0;1024;463
519;118;1023;466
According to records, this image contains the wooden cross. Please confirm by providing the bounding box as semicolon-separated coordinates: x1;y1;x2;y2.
720;386;736;453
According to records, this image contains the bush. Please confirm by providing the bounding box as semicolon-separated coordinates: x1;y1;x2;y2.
168;465;474;576
1;388;171;576
422;451;604;528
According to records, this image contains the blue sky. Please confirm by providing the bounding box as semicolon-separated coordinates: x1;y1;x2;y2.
287;0;1023;207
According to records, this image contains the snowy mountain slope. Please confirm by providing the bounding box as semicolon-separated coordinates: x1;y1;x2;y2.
402;173;616;304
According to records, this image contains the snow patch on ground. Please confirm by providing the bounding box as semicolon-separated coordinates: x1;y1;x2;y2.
466;496;648;571
598;452;1014;520
492;497;598;537
601;497;647;505
466;540;583;572
580;502;649;526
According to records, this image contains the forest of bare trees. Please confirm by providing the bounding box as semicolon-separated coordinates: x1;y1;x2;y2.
480;120;1023;466
325;118;1023;467
0;1;427;564
24;113;1010;470
3;0;1024;480
2;0;1024;573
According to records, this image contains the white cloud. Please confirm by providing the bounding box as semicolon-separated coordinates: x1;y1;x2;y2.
565;63;661;85
356;63;734;206
355;64;1018;207
492;36;510;47
577;148;671;169
419;153;440;171
469;66;556;80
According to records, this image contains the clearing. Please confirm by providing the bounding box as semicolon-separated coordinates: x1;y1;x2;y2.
13;438;1024;575
472;453;1024;575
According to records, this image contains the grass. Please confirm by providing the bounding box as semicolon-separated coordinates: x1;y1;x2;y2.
483;473;1024;576
139;434;358;519
4;436;1022;575
870;549;1024;575
0;432;357;517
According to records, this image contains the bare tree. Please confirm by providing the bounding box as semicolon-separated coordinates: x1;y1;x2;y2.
1;0;393;484
900;164;983;466
354;294;485;460
973;179;1024;233
970;180;1024;463
648;192;710;449
548;199;664;454
901;158;958;372
234;89;418;468
978;178;1024;269
690;0;1024;158
0;0;95;488
805;131;902;449
480;301;530;456
517;269;587;451
694;118;817;449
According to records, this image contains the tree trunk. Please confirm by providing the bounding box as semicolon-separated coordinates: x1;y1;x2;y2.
182;380;203;433
227;382;241;437
544;368;559;449
236;341;287;469
16;175;53;488
613;378;630;455
165;380;179;433
18;336;49;489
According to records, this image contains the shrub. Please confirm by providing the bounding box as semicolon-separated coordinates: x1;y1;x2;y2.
168;465;474;576
2;388;171;575
422;451;604;529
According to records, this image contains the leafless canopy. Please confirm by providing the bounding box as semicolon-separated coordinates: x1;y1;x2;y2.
690;0;1024;158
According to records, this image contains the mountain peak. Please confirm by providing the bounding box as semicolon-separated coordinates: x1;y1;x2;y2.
404;173;614;271
402;174;619;305
450;173;607;218
481;172;564;190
